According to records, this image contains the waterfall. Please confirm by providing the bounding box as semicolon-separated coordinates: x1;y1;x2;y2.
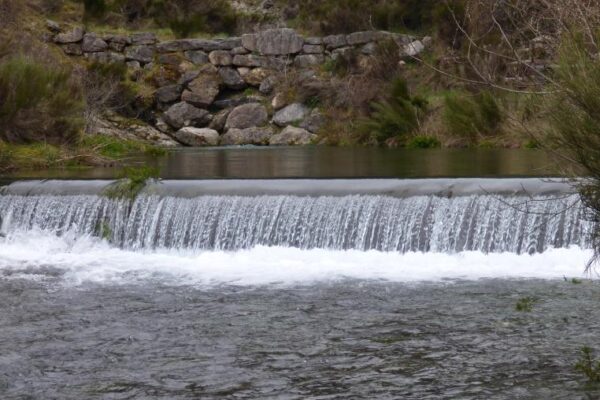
0;191;591;254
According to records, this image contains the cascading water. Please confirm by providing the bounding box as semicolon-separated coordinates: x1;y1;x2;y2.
0;187;592;254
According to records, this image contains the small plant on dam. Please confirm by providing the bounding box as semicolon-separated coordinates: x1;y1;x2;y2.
575;346;600;383
104;166;160;200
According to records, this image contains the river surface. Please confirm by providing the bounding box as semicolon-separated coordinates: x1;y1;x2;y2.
1;147;558;179
0;149;597;399
1;275;600;399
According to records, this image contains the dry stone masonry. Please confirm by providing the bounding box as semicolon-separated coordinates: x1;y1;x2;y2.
48;22;430;147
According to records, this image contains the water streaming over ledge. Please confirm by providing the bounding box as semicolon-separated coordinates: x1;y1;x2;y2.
0;179;592;253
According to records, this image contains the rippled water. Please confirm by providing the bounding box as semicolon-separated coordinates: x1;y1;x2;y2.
1;277;600;399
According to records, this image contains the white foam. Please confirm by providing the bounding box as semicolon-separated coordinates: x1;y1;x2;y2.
0;230;593;286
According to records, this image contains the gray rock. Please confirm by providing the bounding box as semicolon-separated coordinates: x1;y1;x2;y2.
255;28;304;55
233;54;266;67
157;53;182;66
323;35;347;50
361;42;377;55
225;103;268;130
302;44;324;54
125;45;155;64
185;50;209;65
181;66;221;108
402;40;425;58
178;70;201;85
85;52;125;63
213;96;258;110
219;67;246;90
46;20;60;33
209;50;233;66
155;84;183;104
271;93;288;110
107;35;130;52
243;68;271;86
155;118;171;133
164;102;211;129
294;54;324;68
305;37;323;45
299;109;326;133
209;109;231;132
259;76;276;94
82;33;108;53
270;126;316;145
174;127;219;146
130;32;156;45
331;46;355;61
54;27;84;44
127;60;141;69
158;38;240;53
422;36;433;47
231;46;249;55
221;127;274;145
272;103;310;127
62;43;82;56
346;31;379;46
241;34;257;52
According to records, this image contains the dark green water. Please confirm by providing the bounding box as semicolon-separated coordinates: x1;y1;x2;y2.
1;147;560;180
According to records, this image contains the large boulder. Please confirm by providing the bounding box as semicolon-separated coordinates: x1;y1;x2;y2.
219;67;246;90
272;103;310;127
185;50;209;65
209;50;233;66
299;109;326;133
82;33;108;53
125;45;155;64
402;40;425;58
270;126;316;145
233;54;266;67
209;109;231;132
323;35;347;50
220;127;274;145
106;35;130;52
294;54;324;68
130;32;157;45
155;84;183;104
253;28;304;55
174;127;219;146
181;65;221;108
243;68;271;87
225;103;268;130
54;27;84;44
164;102;211;129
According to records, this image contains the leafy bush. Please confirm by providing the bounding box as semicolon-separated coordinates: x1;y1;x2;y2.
0;56;84;144
515;296;537;312
407;135;441;149
443;91;502;144
104;165;160;199
361;79;427;145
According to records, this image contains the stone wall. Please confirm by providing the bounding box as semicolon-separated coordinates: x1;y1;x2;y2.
48;23;430;147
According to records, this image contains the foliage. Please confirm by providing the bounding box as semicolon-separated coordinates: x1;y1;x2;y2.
575;346;600;383
0;55;84;144
407;135;441;149
104;165;160;199
80;135;159;158
360;79;427;145
83;0;108;19
515;296;536;312
292;0;446;34
443;91;503;144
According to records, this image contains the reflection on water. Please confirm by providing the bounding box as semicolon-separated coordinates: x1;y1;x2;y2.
2;147;559;180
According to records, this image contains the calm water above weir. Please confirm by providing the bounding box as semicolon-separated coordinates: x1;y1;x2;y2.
2;147;557;179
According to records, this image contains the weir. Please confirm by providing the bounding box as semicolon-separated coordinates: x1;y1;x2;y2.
0;179;592;254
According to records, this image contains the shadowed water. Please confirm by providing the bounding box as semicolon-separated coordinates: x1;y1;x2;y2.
1;278;600;399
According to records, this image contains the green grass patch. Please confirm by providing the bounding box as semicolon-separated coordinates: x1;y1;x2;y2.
515;296;537;312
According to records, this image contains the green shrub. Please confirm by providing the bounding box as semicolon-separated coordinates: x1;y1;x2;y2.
0;55;84;144
150;0;237;37
407;135;441;149
361;79;428;145
104;165;160;199
444;91;503;144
